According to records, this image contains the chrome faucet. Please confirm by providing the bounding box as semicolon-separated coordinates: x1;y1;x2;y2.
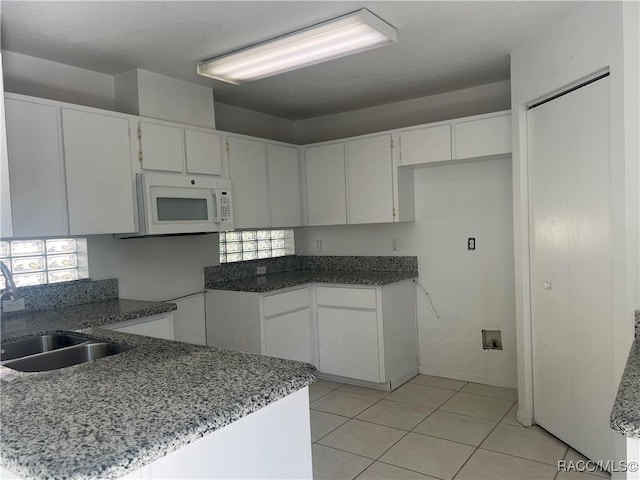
0;260;22;302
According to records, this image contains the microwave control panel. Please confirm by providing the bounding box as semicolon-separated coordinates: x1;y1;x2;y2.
219;192;231;219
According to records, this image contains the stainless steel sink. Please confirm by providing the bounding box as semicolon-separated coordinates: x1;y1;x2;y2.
0;332;134;372
2;342;133;372
0;333;88;361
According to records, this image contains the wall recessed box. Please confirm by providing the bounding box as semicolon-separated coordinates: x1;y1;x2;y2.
482;329;503;350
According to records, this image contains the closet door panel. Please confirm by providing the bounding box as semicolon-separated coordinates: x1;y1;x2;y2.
528;95;573;446
564;77;614;462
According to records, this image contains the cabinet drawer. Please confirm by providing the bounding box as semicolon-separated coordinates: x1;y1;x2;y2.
105;315;174;341
317;286;377;309
263;288;310;317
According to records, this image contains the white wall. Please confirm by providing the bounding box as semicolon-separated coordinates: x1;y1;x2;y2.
2;51;115;110
86;234;218;301
294;80;510;144
299;157;517;388
214;102;295;144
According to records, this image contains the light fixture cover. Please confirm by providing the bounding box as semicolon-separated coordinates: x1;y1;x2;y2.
197;9;397;85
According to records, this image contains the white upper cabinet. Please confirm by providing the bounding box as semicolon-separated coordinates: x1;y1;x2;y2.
305;142;347;226
399;111;512;166
5;98;68;237
185;128;222;176
454;113;512;160
267;144;302;228
62;108;136;235
139;121;184;172
346;134;394;224
227;136;270;229
400;124;452;166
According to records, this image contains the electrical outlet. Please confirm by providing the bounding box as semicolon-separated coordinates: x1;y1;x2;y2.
256;266;266;276
314;240;323;252
2;298;25;313
468;237;476;250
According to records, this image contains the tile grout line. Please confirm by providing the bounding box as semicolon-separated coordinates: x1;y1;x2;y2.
312;393;390;444
449;397;517;480
311;378;567;480
317;393;403;480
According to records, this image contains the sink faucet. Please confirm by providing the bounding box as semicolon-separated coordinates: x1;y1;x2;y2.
0;260;22;302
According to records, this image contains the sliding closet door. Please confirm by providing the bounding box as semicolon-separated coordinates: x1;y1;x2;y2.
529;76;614;462
564;78;613;461
528;90;573;446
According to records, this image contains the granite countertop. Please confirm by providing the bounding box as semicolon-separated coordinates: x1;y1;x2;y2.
610;312;640;438
0;299;177;340
0;328;317;479
207;269;419;292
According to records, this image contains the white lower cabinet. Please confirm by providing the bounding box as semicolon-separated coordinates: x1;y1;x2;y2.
317;307;380;382
206;287;313;364
206;280;417;388
264;309;312;364
103;313;175;341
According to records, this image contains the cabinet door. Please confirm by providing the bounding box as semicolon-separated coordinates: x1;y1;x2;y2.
317;307;380;382
5;99;68;236
346;134;394;224
267;144;301;227
227;136;270;229
139;121;184;172
62;108;136;234
185;129;222;175
400;124;451;166
454;114;511;160
106;315;174;340
264;309;312;363
305;143;347;226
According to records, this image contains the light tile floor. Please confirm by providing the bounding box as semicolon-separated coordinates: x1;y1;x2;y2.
309;375;611;480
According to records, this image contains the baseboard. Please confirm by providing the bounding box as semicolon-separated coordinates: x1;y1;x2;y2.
516;408;533;427
418;365;517;389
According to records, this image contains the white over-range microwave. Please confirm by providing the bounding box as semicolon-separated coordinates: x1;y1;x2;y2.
119;173;233;237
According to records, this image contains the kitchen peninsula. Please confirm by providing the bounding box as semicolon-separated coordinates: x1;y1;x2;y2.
0;280;316;479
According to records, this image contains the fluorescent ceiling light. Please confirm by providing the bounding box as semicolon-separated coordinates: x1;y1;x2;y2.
197;9;397;85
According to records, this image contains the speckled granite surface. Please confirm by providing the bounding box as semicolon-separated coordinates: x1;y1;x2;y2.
207;269;418;292
1;299;176;340
205;256;303;283
4;278;118;313
303;255;418;272
611;339;640;438
0;328;316;479
205;255;419;292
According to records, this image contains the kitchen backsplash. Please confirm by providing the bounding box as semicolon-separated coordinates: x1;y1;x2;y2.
302;255;418;272
204;255;419;284
2;278;118;313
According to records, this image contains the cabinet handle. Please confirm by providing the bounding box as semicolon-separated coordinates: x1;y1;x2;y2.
543;281;552;290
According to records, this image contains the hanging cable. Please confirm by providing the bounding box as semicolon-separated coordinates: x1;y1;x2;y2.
415;280;440;319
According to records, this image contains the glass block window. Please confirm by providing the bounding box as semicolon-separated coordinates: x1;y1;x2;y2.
0;238;89;289
219;230;294;263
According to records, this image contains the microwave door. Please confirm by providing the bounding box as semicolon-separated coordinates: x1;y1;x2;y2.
148;186;216;234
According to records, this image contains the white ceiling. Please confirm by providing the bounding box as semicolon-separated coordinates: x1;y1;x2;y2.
0;1;585;120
